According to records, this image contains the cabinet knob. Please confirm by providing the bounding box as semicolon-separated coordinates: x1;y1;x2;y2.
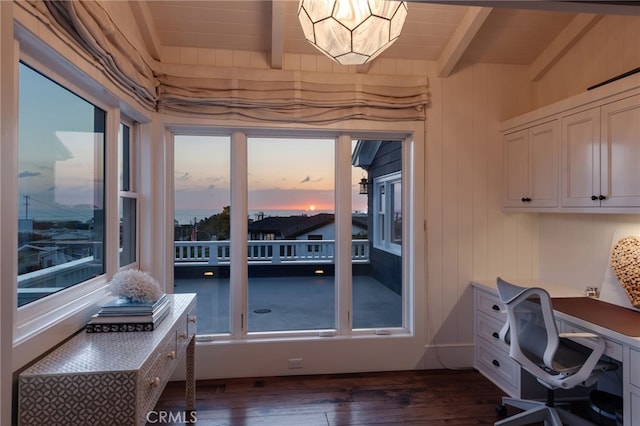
520;197;532;202
167;350;176;360
188;315;197;323
492;304;500;311
150;376;161;387
492;332;500;339
180;331;188;339
591;195;598;201
492;360;500;367
599;195;607;200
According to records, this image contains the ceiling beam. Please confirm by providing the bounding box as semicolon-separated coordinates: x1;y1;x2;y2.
528;13;602;81
415;1;640;15
128;1;162;61
437;6;492;77
271;0;286;69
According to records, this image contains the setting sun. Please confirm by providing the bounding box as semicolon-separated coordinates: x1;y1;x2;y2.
309;205;316;211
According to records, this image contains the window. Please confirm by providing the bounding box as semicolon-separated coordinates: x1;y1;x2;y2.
173;135;231;334
172;133;408;336
17;63;105;306
247;137;335;332
373;172;402;255
119;122;137;266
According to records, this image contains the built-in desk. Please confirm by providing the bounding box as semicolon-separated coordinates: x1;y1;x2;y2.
472;280;640;426
18;293;197;426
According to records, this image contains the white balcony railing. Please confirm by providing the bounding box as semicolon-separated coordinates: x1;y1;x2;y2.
174;239;369;265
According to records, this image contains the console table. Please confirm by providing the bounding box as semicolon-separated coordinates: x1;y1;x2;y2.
18;293;197;426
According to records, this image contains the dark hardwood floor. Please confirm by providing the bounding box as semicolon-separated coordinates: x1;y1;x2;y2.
150;369;509;425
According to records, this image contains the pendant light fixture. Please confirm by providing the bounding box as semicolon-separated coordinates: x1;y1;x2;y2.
298;0;408;66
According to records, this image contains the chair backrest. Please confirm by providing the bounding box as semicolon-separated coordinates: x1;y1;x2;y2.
497;277;560;374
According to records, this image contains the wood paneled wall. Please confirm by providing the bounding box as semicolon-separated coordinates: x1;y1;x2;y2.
424;62;537;352
534;15;640;108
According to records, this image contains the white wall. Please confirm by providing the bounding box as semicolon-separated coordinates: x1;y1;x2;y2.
424;62;537;364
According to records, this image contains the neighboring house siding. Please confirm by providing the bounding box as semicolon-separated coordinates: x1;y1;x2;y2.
367;141;402;295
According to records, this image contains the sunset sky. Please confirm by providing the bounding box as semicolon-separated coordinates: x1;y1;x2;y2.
174;135;368;215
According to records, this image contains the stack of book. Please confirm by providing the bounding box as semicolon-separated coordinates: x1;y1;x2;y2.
86;294;170;333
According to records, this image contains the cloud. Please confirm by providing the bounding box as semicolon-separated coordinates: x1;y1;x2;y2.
300;176;321;184
19;171;41;178
175;171;191;182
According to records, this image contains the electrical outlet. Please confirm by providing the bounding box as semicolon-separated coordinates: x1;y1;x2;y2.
288;358;303;369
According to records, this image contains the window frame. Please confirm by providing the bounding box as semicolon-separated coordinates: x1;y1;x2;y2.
373;171;402;256
118;120;139;268
167;127;414;340
11;38;145;351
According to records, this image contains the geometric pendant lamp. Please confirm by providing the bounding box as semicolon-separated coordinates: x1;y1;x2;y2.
298;0;408;65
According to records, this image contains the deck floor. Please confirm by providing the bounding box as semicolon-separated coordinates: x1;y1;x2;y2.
175;275;402;334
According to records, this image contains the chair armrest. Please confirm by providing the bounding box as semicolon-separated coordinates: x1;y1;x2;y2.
559;332;599;339
557;335;606;389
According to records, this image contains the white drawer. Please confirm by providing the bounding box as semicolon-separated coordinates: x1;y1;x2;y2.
476;312;508;350
560;321;623;361
475;288;506;322
476;337;519;397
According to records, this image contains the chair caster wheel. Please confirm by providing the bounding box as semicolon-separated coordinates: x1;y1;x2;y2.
496;404;507;417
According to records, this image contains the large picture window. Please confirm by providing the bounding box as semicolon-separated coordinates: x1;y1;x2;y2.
17;63;106;306
172;133;407;335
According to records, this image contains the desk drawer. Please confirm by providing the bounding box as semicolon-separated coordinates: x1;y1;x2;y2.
139;333;180;420
476;337;519;397
475;289;506;322
476;312;508;350
561;321;623;361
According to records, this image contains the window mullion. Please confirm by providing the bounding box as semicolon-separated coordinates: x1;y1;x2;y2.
335;135;352;333
230;131;248;338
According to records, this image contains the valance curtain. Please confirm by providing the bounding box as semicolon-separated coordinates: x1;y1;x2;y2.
24;0;429;124
159;72;429;124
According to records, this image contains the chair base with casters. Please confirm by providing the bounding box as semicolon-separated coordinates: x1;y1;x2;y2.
496;388;597;426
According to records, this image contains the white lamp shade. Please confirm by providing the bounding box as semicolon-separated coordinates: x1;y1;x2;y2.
298;0;408;66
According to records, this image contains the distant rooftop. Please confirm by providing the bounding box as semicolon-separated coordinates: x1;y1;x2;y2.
248;213;367;239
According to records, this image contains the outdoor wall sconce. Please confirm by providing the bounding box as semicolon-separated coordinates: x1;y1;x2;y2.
359;176;369;195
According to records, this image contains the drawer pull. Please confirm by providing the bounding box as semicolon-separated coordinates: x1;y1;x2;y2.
150;376;161;387
180;331;188;339
167;350;176;360
492;304;500;311
188;315;197;323
492;332;499;339
492;360;500;367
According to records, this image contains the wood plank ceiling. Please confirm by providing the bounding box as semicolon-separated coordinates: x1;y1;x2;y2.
133;1;639;78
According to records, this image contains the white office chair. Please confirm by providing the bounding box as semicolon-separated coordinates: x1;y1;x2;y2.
495;277;617;426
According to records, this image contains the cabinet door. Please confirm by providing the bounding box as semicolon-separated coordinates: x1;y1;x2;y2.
601;95;640;207
503;121;558;208
528;121;559;207
561;108;601;207
504;129;530;207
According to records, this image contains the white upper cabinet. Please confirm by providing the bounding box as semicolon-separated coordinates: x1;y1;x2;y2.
562;95;640;208
502;75;640;213
601;95;640;207
504;121;559;208
561;107;601;207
